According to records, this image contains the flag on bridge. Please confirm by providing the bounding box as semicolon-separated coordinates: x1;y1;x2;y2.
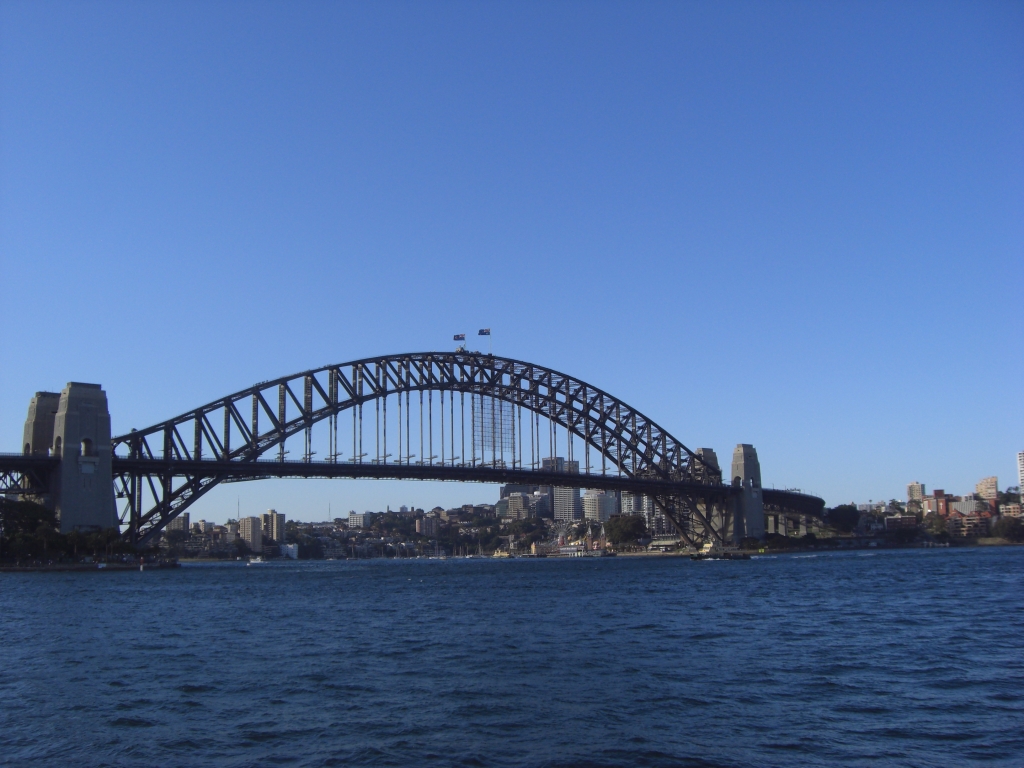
453;333;466;341
478;329;490;336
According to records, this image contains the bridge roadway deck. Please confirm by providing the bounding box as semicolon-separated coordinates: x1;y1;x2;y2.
0;454;824;516
108;457;824;515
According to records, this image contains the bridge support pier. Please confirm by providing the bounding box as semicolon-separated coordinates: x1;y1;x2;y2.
730;444;765;541
22;383;118;533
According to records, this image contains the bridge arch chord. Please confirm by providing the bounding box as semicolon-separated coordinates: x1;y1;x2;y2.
111;352;722;544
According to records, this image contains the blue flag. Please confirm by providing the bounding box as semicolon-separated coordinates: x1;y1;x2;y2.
478;329;490;336
453;333;466;341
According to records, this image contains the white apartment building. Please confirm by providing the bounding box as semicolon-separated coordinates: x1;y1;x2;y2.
553;487;581;521
975;477;998;501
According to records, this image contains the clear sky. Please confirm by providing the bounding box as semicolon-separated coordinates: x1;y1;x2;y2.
1;1;1021;522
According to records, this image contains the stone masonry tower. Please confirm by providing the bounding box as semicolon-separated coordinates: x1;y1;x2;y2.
23;391;61;456
731;444;765;540
23;383;118;532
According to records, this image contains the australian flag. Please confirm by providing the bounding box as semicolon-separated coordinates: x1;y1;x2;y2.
453;333;466;341
478;329;490;336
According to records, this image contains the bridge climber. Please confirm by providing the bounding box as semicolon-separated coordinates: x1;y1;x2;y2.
2;352;824;550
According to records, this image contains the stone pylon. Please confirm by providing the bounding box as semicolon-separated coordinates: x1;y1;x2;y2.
730;444;765;541
23;383;118;532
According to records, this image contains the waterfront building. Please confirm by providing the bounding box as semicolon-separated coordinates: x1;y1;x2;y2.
975;477;998;501
280;543;298;559
885;515;918;531
947;510;992;537
262;509;286;542
950;498;986;516
1000;502;1021;518
1018;451;1024;491
922;490;949;517
907;482;926;502
239;516;263;553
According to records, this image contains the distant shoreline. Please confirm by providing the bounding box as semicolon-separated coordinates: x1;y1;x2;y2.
4;540;1020;571
0;561;180;573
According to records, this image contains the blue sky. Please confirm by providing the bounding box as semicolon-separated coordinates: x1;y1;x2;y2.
1;1;1021;521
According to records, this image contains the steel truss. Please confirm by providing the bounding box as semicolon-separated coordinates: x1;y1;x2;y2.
106;352;814;547
0;454;58;499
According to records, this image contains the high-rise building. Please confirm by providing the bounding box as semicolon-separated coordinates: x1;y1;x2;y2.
582;490;616;522
507;492;533;520
416;516;438;537
541;457;565;473
167;513;190;532
553;487;580;521
348;512;372;529
529;492;551;518
239;516;263;553
500;483;537;499
542;457;581;521
621;492;641;515
261;509;286;542
907;482;926;502
1017;452;1024;492
975;477;998;501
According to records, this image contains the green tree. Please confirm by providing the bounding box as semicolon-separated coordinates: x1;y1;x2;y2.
991;516;1024;543
605;515;648;547
924;514;949;542
826;505;859;533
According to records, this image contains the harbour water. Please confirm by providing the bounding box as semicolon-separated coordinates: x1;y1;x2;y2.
1;548;1022;767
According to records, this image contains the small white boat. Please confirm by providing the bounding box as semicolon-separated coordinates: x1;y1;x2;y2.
247;556;266;566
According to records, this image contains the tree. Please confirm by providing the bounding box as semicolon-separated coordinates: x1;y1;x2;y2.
991;516;1024;543
826;505;859;533
605;515;647;547
924;514;949;542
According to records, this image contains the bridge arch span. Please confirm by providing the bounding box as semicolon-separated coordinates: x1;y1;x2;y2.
112;352;724;545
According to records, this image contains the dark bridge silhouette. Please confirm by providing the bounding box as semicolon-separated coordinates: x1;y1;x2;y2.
3;352;823;549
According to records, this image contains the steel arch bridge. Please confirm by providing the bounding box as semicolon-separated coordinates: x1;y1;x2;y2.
3;351;825;549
